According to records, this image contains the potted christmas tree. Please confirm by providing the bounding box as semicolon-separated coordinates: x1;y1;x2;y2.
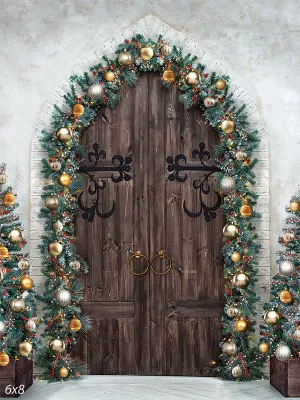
0;163;39;397
260;194;300;397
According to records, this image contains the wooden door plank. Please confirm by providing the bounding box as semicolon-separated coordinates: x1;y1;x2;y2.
148;73;167;375
132;73;151;375
165;85;183;302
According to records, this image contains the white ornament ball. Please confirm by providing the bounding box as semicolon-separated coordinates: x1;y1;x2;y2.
55;289;71;307
0;172;7;185
204;97;216;107
279;260;295;276
69;260;81;271
226;306;239;318
25;319;36;332
292;327;300;342
87;83;104;101
275;344;291;361
220;176;235;193
18;258;30;270
232;364;243;378
0;321;6;336
49;161;61;172
160;43;172;56
53;220;64;232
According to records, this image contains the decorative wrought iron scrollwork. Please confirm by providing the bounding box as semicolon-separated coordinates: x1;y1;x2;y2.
78;143;132;222
167;142;222;222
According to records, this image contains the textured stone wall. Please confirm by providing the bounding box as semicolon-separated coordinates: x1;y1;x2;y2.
1;1;299;331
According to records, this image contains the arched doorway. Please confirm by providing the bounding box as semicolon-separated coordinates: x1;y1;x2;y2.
74;73;224;375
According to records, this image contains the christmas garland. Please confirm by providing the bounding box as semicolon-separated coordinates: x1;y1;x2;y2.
38;34;265;381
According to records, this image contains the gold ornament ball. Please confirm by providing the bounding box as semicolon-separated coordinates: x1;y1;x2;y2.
292;326;300;342
18;258;29;270
49;339;65;354
162;69;176;83
58;367;69;378
231;251;242;262
232;364;243;378
118;51;132;66
18;341;32;357
240;204;253;218
290;201;300;212
236;150;248;162
279;290;293;304
221;119;236;134
216;79;227;90
264;310;280;326
160;43;172;56
104;71;115;82
259;342;269;353
8;228;23;244
70;317;82;332
21;276;34;290
45;195;59;210
236;317;248;333
226;306;239;318
48;242;63;257
185;70;201;87
11;298;25;312
58;173;72;187
0;245;9;260
222;341;237;356
0;351;9;366
3;191;15;207
233;272;250;289
72;103;84;117
223;223;239;239
0;173;7;185
140;46;154;61
56;127;73;143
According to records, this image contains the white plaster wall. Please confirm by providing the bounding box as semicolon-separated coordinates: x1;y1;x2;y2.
1;0;297;320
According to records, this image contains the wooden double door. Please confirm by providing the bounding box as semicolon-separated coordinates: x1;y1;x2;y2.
75;73;224;375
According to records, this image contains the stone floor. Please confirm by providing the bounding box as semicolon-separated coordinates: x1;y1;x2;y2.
14;376;299;400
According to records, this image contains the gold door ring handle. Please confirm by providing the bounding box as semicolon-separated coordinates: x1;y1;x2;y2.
128;251;149;276
150;250;172;275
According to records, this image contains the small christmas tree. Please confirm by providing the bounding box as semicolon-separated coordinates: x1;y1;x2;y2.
260;195;300;360
0;163;39;366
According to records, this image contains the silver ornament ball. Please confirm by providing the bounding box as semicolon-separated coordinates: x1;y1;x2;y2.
275;344;291;361
220;176;235;193
0;321;6;336
87;83;104;101
55;289;71;307
279;260;295;276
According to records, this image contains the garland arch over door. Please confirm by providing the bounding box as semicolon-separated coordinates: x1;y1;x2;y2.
36;24;267;382
74;73;224;375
